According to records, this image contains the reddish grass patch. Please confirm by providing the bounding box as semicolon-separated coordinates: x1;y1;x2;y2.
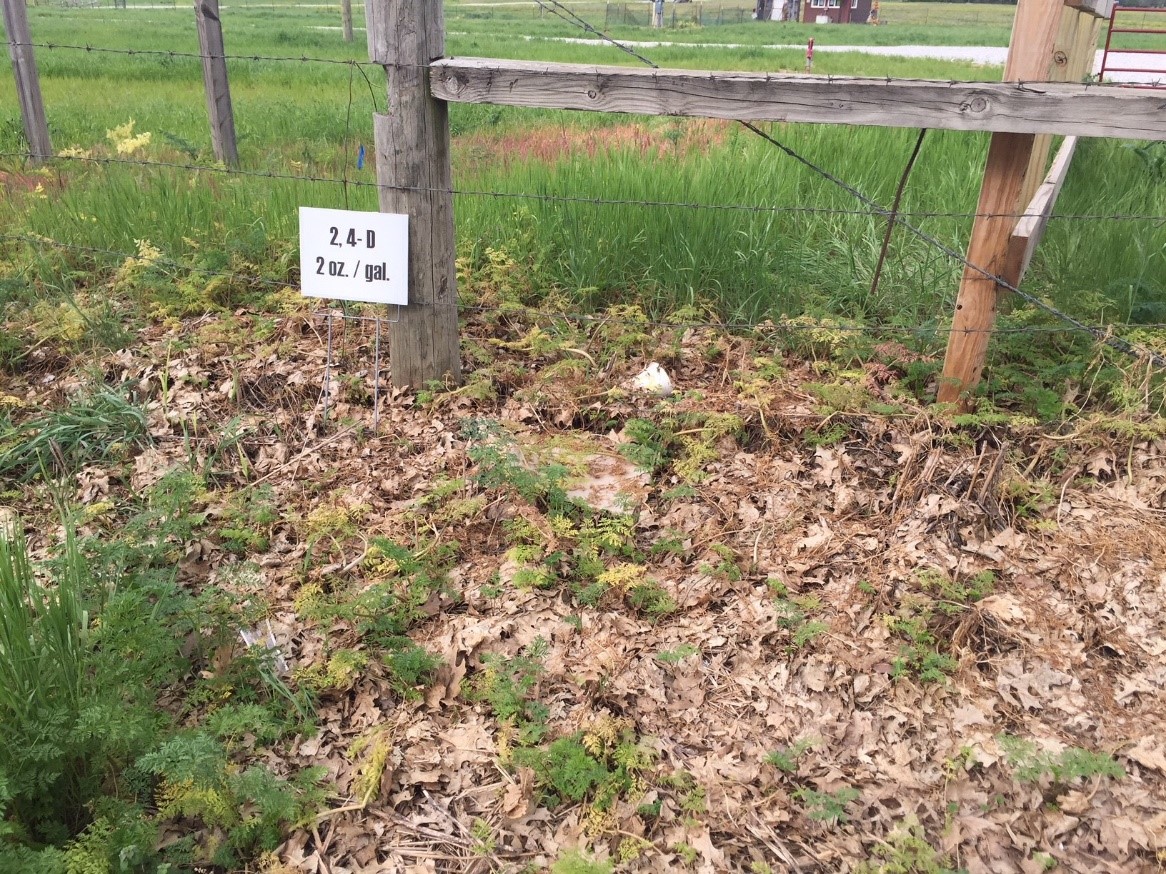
454;118;735;174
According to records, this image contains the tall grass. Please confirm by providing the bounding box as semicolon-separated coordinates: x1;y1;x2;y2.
1;0;1162;340
457;123;982;323
0;526;91;838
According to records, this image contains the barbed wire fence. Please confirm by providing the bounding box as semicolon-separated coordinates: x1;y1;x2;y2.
3;0;1166;430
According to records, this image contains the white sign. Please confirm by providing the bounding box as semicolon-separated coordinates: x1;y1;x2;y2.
299;207;408;305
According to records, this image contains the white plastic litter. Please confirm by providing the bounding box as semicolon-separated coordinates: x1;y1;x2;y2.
631;362;674;397
239;620;289;675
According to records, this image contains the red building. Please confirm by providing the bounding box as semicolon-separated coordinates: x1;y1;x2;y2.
801;0;874;24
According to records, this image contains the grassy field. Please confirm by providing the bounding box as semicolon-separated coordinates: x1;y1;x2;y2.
1;0;1164;410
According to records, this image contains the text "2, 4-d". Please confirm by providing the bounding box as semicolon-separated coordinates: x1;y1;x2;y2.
329;227;377;248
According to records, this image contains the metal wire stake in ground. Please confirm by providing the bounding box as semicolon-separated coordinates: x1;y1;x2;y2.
870;129;928;299
373;317;382;435
322;311;334;425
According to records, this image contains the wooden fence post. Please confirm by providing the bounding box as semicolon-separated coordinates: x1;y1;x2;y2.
2;0;52;162
341;0;354;43
194;0;239;167
366;0;461;388
937;0;1064;406
1015;6;1101;213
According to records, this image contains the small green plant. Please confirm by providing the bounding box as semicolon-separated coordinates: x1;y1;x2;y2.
659;769;707;820
470;818;497;855
888;609;957;683
765;738;815;774
793;786;860;824
0;526;96;843
513;735;609;806
704;543;742;582
0;496;321;868
218;485;280;554
918;568;995;615
997;735;1124;787
655;643;699;664
297;536;453;660
773;589;828;650
551;849;614;874
472;639;550;744
462;418;573;513
512;716;656;817
138;732;323;868
856;817;964;873
674;842;699;865
626;579;677;621
618;417;672;474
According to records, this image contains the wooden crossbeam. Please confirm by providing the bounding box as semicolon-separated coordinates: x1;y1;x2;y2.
431;58;1166;141
1064;0;1114;20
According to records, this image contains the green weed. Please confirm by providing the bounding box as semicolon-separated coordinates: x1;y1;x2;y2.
655;643;699;664
218;485;280;555
551;849;614;874
0;495;320;868
997;735;1124;787
138;732;324;868
618;417;672;474
890;618;958;683
793;786;860;825
771;584;829;650
856;817;964;873
0;386;148;481
472;638;551;745
765;738;815;774
918;569;995;616
514;715;656;814
627;580;678;621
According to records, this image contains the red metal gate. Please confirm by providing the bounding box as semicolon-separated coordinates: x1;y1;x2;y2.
1099;5;1166;88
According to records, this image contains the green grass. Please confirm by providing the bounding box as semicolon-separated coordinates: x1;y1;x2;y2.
2;0;1165;412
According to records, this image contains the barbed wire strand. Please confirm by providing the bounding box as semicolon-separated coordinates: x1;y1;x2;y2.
12;40;385;68
18;38;1134;91
4;231;1166;340
531;0;1166;369
4;151;1164;225
529;0;659;66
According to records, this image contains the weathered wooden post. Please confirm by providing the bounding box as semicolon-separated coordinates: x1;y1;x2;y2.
1016;5;1102;211
366;0;461;388
194;0;239;167
937;0;1066;406
341;0;354;43
1;0;52;162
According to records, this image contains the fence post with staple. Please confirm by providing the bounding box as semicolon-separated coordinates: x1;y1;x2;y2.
365;0;462;388
193;0;239;167
1;0;52;162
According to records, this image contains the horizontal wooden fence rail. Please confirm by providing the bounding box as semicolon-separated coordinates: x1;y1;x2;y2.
430;58;1166;141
